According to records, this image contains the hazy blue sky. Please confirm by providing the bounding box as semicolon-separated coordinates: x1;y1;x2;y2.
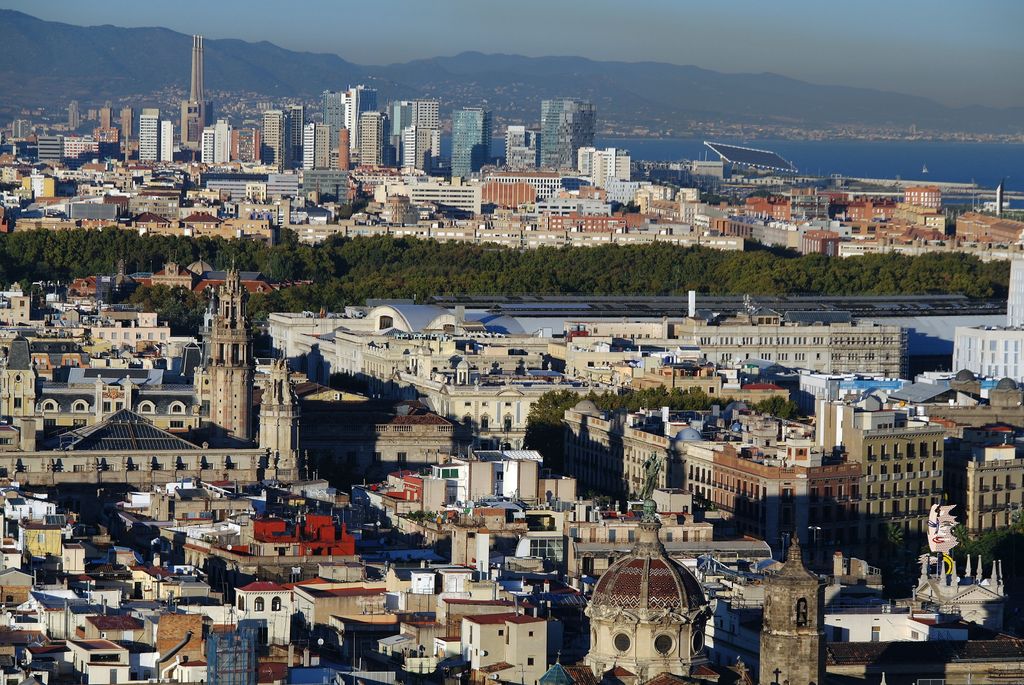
4;0;1022;107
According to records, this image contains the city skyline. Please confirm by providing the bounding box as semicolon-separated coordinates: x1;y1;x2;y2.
2;0;1022;109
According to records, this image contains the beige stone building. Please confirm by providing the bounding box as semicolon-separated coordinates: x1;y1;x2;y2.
84;309;172;351
564;401;688;499
462;613;548;685
567;309;907;376
817;399;946;553
945;437;1024;534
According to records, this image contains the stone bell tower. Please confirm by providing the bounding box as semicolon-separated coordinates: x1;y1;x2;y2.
203;270;254;443
258;358;299;469
760;534;825;685
0;337;37;420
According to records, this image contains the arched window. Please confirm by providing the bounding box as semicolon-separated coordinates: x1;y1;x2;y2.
271;597;281;612
378;315;394;330
138;401;156;414
169;401;186;415
503;415;513;433
796;597;808;626
41;400;59;413
480;415;490;431
238;596;245;611
253;597;265;612
72;400;89;413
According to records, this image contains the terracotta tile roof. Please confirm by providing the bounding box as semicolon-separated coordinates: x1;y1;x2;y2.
134;212;172;224
183;212;221;224
85;615;143;631
480;662;514;673
238;581;287;592
826;637;1024;666
562;665;599;685
505;615;544;624
690;664;719;677
606;666;635;677
282;578;330;590
644;674;691;685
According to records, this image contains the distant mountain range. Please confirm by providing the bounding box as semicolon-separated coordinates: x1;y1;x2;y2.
2;9;1020;134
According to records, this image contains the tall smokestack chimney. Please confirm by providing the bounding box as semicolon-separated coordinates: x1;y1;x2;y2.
190;35;205;102
688;290;696;318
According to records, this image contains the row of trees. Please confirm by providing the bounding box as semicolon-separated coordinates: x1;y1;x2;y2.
1;227;1010;296
0;228;1009;329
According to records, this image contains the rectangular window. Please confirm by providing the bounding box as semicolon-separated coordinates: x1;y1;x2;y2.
871;626;881;642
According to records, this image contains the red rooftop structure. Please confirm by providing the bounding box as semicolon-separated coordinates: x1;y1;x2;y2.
252;514;355;556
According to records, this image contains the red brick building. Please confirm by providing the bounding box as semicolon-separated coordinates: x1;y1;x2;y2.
745;195;792;221
904;185;942;210
956;212;1024;243
481;181;535;208
800;229;841;256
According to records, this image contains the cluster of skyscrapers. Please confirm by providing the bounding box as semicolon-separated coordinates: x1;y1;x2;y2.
55;35;600;177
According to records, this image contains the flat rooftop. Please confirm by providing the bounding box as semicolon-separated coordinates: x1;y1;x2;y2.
428;294;1004;319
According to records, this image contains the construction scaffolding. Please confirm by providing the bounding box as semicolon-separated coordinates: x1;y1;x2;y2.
207;624;259;685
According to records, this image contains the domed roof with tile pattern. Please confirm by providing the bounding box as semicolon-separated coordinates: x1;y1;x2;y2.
590;521;706;613
995;377;1018;391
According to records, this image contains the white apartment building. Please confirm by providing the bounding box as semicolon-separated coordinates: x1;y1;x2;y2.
953;326;1024;381
577;146;631;187
139;109;160;161
201;127;216;164
159;120;174;162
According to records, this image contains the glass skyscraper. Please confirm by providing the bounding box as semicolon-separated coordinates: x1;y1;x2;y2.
321;90;345;147
451;107;492;178
540;98;596;171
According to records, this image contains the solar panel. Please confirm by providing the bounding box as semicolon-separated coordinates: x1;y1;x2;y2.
704;141;797;172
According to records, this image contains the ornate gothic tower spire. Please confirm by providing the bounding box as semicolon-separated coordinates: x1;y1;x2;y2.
258;358;299;474
759;534;826;685
204;269;254;443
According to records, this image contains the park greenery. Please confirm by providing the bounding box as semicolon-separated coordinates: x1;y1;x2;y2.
0;228;1009;332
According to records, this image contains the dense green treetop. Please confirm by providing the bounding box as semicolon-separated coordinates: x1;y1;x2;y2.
0;228;1008;326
